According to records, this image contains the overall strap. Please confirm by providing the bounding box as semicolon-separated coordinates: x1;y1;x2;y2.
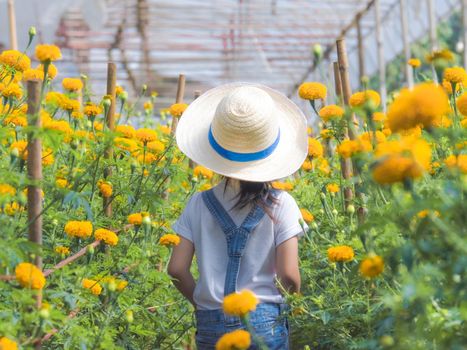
201;189;267;296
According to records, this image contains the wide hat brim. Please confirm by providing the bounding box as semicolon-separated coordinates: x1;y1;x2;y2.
176;82;308;182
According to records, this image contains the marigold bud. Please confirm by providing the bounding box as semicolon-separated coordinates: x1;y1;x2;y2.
108;280;117;292
29;26;37;36
332;209;338;216
142;216;151;226
125;310;134;323
346;205;355;214
87;245;95;255
39;308;50;319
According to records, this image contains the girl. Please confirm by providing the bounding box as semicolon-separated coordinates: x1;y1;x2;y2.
168;83;308;349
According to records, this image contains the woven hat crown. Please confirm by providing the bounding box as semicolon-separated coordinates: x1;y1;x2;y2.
211;86;279;154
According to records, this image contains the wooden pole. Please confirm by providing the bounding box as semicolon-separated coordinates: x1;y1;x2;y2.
427;0;438;83
104;62;116;217
400;0;414;88
356;12;365;86
333;62;353;206
336;38;357;139
463;0;467;69
27;80;42;268
374;0;387;111
170;74;186;135
7;0;18;50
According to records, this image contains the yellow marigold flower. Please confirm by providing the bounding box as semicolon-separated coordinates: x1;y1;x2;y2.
301;159;312;171
319;104;344;122
114;137;138;153
444;154;467;173
432;115;452;128
308;138;323;158
327;245;354;262
83;103;102;117
0;184;16;198
456;92;467;116
271;181;294;191
326;183;339;193
64;220;93;238
82;278;102;295
417;209;440;219
372;112;386;122
95;228;119;246
426;48;454;63
359;255;384;278
1;83;22;99
136;128;157;144
97;180;112;198
3;114;27;127
199;183;212;191
320;129;333;140
128;213;143;226
22;68;44;81
0;336;18;350
169;103;188;117
387;84;449;132
300;208;314;223
349;90;380;108
0;50;31;71
372;138;431;184
223;290;258;317
407;58;421;68
359;131;386;144
55;178;69;189
15;262;46;289
298;82;327;100
58;96;80;112
137;152;158;164
10;140;28;160
3;202;24;216
143;101;153;111
116;85;125;96
315;157;330;175
35;44;62;62
336;139;371;158
62;77;83;91
158;124;171;135
116;125;136;139
55;246;70;255
38;63;58;79
44;119;72;136
42;148;54;166
147;140;165;154
443;66;467;84
45;91;63;105
159;233;181;246
194;165;214;179
215;330;251;350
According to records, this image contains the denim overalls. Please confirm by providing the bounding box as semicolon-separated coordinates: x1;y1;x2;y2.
195;189;289;350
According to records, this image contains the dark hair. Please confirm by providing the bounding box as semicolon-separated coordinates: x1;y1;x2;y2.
224;178;277;219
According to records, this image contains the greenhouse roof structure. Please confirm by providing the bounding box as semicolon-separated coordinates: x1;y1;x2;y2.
0;0;461;109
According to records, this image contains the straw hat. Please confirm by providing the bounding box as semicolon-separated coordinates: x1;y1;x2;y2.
176;82;308;182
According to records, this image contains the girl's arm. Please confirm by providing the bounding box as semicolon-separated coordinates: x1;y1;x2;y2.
167;237;196;306
276;236;301;294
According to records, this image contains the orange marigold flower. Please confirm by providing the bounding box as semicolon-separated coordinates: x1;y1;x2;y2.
3;114;27;127
62;77;83;91
95;228;118;246
147;140;165;154
35;44;62;62
0;183;16;198
38;63;58;79
359;255;384;278
15;262;46;289
83;103;102;117
22;68;44;81
1;83;23;99
64;220;93;238
82;278;102;295
326;183;339;193
0;336;18;350
271;181;294;191
0;50;31;71
300;208;314;223
298;82;327;100
115;125;136;139
407;58;421;68
169;103;188;117
10;140;28;160
97;180;112;198
128;213;143;226
136;128;157;144
349;90;380;108
193;165;214;179
159;233;181;246
443;66;467;84
55;246;70;255
318;104;344;122
456;92;467;116
215;330;251;350
308;138;323;158
223;290;258;317
327;245;354;262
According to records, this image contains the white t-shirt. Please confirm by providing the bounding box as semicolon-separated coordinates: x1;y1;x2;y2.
172;180;306;310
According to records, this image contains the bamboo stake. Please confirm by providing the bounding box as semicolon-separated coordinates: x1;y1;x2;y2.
170;74;186;135
374;0;387;111
104;62;117;217
336;38;357;139
7;0;18;50
27;80;42;268
333;62;353;206
427;0;438;83
356;12;365;85
400;0;414;88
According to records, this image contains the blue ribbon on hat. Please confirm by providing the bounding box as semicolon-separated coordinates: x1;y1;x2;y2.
208;125;281;162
